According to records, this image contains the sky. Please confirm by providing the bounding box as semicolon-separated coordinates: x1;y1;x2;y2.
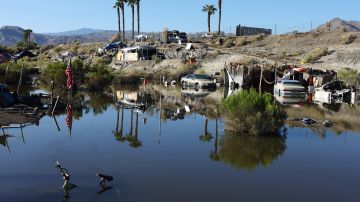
0;0;360;34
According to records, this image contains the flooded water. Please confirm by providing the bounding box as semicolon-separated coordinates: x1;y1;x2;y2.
1;85;360;202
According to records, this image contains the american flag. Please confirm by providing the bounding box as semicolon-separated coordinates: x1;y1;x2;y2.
65;62;74;89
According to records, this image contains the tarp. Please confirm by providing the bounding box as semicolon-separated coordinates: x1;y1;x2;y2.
0;85;16;107
14;50;35;60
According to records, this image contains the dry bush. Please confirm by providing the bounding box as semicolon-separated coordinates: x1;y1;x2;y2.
235;36;248;46
302;47;329;64
341;33;357;44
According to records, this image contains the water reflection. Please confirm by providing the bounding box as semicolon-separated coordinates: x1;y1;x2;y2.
218;134;287;171
2;84;360;201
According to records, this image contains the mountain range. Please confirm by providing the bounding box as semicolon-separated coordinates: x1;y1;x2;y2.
0;26;119;46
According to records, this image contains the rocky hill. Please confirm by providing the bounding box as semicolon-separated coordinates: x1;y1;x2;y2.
315;17;360;32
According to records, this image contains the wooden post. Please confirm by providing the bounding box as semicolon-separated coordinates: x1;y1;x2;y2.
3;65;9;84
17;65;24;94
259;66;263;94
50;81;54;106
52;96;60;116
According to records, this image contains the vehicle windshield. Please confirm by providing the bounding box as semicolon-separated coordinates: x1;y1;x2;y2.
282;81;300;85
194;75;211;80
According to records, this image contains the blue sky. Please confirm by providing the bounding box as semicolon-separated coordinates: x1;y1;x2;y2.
0;0;359;34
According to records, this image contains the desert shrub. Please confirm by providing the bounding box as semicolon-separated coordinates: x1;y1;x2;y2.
224;39;234;48
172;64;196;79
221;89;287;136
341;33;357;44
152;54;161;63
242;57;259;65
301;47;329;64
338;69;359;86
194;68;206;74
86;62;113;90
0;62;33;84
42;62;67;88
256;33;267;41
93;57;112;65
235;36;248;46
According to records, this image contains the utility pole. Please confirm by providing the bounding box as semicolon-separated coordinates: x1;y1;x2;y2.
310;21;313;31
274;24;277;35
229;26;232;35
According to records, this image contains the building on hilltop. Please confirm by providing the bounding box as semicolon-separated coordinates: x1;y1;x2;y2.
236;25;272;36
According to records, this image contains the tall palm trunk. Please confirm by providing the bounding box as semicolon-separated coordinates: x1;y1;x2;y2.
122;5;126;41
218;0;222;35
131;4;135;39
117;7;121;33
208;13;211;33
137;1;140;35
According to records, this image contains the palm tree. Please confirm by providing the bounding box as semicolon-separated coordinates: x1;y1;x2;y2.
120;0;127;41
114;107;126;142
130;112;142;148
113;0;122;33
27;29;33;46
23;29;33;48
128;0;135;39
202;4;217;33
136;0;141;35
218;0;222;35
126;108;134;142
210;117;219;161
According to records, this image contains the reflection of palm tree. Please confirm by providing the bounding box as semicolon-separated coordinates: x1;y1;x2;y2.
199;118;213;142
210;118;219;161
114;107;126;142
130;112;142;148
126;109;134;142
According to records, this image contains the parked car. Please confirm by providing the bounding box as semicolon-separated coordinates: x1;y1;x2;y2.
273;80;306;98
181;74;216;90
202;33;213;38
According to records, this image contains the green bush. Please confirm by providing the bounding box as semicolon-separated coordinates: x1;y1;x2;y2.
86;62;113;90
42;62;67;89
0;62;33;84
221;89;286;136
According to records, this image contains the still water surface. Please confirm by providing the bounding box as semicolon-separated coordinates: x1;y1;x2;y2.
1;86;360;202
